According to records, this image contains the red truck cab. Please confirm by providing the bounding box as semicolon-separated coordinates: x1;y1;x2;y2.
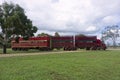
96;39;107;50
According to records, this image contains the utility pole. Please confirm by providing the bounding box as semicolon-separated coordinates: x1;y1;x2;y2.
73;35;75;48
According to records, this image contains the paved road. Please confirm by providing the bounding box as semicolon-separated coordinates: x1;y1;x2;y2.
1;49;119;58
0;51;82;58
107;48;120;50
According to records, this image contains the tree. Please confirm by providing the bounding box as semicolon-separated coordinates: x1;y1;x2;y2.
76;34;86;37
54;32;60;37
0;33;4;46
0;2;38;53
102;25;120;47
37;33;50;37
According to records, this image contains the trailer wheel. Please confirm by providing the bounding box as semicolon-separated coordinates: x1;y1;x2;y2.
97;47;101;50
12;48;17;51
86;47;90;50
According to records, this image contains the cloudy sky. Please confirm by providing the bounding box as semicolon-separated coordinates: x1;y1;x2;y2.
0;0;120;37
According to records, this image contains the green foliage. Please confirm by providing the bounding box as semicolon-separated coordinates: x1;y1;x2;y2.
0;2;38;38
0;33;4;45
15;37;20;43
102;25;120;47
37;33;50;37
0;50;120;80
0;2;38;53
23;36;29;40
54;32;60;37
76;34;86;36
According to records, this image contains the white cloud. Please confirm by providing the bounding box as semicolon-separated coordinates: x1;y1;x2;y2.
102;15;120;25
86;26;97;32
1;0;120;36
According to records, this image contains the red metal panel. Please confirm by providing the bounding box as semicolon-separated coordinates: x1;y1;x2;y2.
11;36;51;49
75;36;97;48
51;36;74;48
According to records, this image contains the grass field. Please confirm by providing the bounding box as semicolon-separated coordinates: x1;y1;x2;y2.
0;48;42;54
0;50;120;80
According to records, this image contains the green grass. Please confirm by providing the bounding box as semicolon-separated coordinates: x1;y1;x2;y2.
0;50;120;80
0;48;65;54
0;48;43;54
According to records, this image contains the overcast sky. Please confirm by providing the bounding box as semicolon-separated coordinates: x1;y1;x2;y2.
0;0;120;37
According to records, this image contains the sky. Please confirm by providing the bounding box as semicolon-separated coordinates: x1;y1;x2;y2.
0;0;120;37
